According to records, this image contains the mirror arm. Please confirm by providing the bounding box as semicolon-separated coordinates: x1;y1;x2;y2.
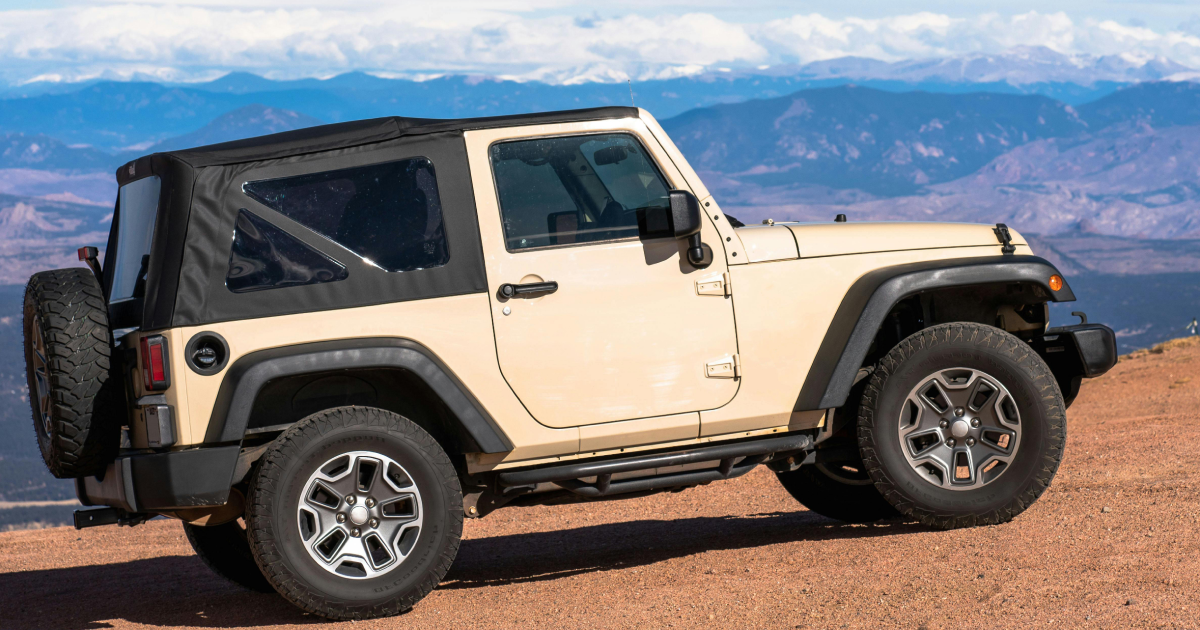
686;234;713;269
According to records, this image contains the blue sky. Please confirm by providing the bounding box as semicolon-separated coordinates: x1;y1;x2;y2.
0;1;1198;85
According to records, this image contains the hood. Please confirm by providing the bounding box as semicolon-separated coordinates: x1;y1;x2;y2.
786;222;1025;258
732;221;1026;262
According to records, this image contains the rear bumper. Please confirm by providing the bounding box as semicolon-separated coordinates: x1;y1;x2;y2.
1031;322;1118;406
75;446;239;513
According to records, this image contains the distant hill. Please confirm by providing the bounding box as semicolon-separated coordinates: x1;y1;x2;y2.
0;193;110;283
0;72;1145;152
662;85;1087;195
0;134;113;170
1078;81;1200;130
143;104;323;153
0;82;345;151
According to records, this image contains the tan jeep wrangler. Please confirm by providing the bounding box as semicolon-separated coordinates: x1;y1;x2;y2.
24;107;1116;619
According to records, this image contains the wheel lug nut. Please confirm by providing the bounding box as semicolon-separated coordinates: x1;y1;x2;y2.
351;528;361;537
966;438;976;447
366;498;376;508
369;518;379;528
336;513;346;523
971;418;981;428
954;407;965;417
939;419;949;428
946;438;956;447
345;495;356;505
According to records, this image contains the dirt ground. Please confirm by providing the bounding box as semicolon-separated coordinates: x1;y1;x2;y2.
2;338;1198;630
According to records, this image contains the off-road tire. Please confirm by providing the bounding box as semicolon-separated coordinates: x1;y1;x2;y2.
184;519;274;592
23;268;122;478
246;406;462;620
858;322;1065;530
777;461;898;523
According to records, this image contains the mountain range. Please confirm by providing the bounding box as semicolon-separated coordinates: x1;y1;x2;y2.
1;49;1199;513
2;46;1193;152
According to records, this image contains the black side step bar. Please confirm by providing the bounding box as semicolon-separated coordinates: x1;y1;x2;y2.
496;433;813;498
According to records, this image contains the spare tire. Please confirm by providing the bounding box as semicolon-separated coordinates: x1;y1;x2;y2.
24;268;123;478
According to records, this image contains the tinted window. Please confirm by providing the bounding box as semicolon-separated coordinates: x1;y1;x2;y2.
490;134;670;251
242;157;449;272
110;176;161;303
226;209;348;293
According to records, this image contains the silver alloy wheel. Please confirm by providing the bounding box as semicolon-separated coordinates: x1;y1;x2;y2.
297;450;424;579
898;367;1021;491
30;314;52;436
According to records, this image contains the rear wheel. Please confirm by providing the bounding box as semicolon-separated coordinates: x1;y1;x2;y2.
23;268;122;478
184;519;273;592
777;459;898;523
246;406;462;620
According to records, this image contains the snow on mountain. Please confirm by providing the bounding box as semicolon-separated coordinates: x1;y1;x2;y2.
824;46;1194;86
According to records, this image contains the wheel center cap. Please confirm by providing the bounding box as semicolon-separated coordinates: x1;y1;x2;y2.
349;505;370;526
950;420;971;439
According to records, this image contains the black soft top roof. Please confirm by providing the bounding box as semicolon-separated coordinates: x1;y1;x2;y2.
117;106;639;183
109;106;640;331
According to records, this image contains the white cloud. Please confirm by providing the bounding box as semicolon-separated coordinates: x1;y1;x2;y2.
0;5;1198;85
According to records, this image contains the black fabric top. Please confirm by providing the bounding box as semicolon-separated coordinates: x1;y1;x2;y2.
108;107;640;330
116;106;640;179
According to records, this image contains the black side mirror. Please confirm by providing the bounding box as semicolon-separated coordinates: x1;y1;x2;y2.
637;190;712;269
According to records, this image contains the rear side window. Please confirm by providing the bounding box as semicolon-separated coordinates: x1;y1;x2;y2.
226;209;348;293
490;133;671;251
242;157;449;272
110;175;161;303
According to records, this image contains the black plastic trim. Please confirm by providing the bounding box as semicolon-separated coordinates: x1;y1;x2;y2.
202;337;513;453
795;255;1076;411
1030;322;1117;408
496;432;812;487
76;445;241;512
552;454;770;498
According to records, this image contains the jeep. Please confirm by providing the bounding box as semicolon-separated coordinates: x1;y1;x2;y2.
23;107;1117;619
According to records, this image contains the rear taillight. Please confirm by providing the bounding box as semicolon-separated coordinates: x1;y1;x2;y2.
140;335;171;391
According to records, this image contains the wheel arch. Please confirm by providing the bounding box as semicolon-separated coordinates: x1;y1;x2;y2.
203;337;513;455
795;255;1075;412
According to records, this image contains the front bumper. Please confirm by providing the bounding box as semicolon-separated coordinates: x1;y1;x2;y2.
1031;322;1118;406
75;446;239;513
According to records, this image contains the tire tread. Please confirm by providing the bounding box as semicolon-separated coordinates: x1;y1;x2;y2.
857;322;1066;530
24;268;120;478
246;406;462;620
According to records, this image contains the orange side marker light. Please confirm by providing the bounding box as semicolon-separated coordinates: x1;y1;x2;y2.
1048;275;1064;292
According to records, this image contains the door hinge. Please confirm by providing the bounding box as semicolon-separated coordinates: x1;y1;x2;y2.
695;272;732;297
706;353;741;379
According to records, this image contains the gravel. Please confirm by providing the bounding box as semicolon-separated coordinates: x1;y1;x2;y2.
1;340;1198;629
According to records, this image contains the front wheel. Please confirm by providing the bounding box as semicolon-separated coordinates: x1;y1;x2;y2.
246;407;463;620
857;322;1066;530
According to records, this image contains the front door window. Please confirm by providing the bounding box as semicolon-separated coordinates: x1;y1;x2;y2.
490;133;671;251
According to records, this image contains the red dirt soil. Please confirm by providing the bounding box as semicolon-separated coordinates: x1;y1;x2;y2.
2;338;1198;630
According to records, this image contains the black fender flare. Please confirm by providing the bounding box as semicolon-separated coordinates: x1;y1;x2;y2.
202;337;513;453
794;255;1076;411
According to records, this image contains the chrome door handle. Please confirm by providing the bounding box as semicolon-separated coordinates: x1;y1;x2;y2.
498;281;558;299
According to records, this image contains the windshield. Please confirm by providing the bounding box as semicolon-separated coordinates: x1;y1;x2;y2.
109;176;161;303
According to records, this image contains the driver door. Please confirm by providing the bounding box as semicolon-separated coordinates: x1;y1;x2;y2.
466;122;739;430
